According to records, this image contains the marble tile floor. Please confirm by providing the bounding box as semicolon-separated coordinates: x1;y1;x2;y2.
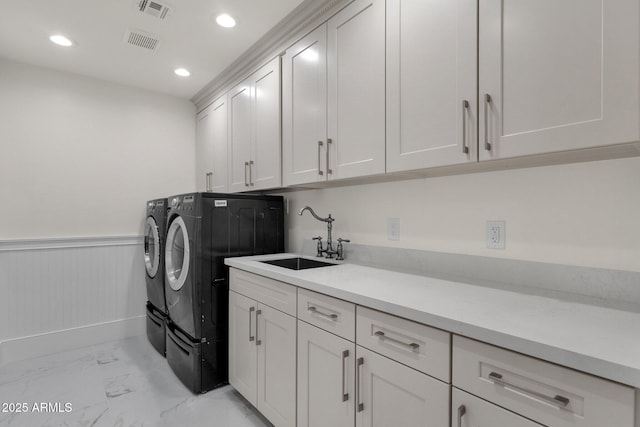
0;336;272;427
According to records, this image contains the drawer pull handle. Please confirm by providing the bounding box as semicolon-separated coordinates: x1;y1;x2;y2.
342;350;349;402
374;331;420;351
488;372;570;407
308;306;338;320
356;357;364;412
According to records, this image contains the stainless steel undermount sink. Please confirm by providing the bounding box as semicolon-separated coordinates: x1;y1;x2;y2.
260;257;337;270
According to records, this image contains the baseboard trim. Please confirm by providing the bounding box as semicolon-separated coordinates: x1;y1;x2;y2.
0;316;146;365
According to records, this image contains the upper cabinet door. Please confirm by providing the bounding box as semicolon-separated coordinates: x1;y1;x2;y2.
327;0;386;180
196;105;215;192
228;80;253;192
210;95;228;193
282;25;329;186
251;57;282;191
386;0;477;172
479;0;640;161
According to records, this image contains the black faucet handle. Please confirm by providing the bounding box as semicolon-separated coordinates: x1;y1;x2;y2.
337;238;350;243
312;236;323;241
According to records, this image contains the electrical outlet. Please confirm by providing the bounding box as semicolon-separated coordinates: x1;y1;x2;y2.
387;218;400;241
486;220;506;249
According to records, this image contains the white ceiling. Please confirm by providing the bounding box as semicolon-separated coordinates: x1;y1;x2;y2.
0;0;305;99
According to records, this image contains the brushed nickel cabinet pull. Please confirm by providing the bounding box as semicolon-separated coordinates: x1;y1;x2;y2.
374;330;419;351
326;138;333;175
484;94;492;151
356;357;364;412
248;306;255;342
244;162;249;187
249;160;254;186
255;309;262;345
488;371;570;407
462;100;470;154
342;350;349;402
308;305;338;320
457;405;466;427
317;141;324;176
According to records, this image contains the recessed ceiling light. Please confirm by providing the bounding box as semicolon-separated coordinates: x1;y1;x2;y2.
49;34;74;47
174;68;191;77
216;13;236;28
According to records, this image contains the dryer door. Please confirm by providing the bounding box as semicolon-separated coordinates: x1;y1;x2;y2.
144;216;160;278
165;216;190;291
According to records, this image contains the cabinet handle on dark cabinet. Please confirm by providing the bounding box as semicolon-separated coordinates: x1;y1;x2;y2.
462;100;470;154
317;141;324;176
484;93;492;151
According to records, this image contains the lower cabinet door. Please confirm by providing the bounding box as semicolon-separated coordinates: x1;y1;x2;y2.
298;320;356;427
452;388;543;427
257;303;296;427
228;291;257;405
355;346;449;427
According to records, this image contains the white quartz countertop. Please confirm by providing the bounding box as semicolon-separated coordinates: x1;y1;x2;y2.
225;253;640;389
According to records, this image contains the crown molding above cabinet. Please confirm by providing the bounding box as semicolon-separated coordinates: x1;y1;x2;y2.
191;0;350;112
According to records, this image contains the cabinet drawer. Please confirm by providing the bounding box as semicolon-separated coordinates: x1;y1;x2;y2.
229;268;296;316
452;336;635;427
356;306;450;382
298;288;355;341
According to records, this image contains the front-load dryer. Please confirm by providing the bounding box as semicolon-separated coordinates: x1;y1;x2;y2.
164;192;284;394
144;198;168;356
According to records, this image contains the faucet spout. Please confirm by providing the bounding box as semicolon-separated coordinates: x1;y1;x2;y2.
298;206;334;223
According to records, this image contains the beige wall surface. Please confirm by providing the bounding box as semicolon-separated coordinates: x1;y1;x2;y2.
285;157;640;272
0;59;196;239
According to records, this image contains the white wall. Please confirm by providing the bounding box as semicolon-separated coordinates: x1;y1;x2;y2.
286;157;640;272
0;58;196;239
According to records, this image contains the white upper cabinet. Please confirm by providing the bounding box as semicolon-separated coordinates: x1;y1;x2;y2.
196;95;229;192
327;0;386;180
282;25;328;186
210;95;229;192
228;79;253;192
251;58;282;190
283;0;385;185
386;0;478;172
196;105;215;192
479;0;640;160
228;57;282;192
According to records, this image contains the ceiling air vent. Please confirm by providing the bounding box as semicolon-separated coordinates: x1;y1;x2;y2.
137;0;172;20
124;29;160;51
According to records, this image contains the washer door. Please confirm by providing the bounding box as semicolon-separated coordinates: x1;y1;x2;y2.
144;217;160;278
165;216;190;291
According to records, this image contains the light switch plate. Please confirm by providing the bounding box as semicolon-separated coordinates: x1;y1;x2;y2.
387;218;400;241
486;220;506;249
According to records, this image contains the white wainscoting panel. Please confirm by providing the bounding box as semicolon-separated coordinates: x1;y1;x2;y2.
0;236;147;363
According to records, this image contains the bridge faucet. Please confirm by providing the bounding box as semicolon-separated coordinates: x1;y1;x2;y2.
298;206;340;258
